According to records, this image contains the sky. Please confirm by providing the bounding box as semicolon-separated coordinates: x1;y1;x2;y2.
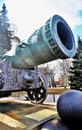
0;0;82;42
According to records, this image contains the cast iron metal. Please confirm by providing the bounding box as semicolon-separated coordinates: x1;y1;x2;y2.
0;15;76;104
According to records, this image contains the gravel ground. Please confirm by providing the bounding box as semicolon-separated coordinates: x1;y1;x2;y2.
0;91;60;103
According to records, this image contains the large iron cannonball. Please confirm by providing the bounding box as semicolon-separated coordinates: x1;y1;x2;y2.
41;119;70;130
57;90;82;128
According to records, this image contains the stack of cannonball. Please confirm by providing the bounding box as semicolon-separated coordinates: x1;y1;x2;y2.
41;90;82;130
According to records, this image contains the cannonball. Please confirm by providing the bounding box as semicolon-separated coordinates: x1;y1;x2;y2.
41;119;70;130
57;90;82;128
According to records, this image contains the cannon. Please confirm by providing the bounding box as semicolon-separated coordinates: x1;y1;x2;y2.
0;15;76;104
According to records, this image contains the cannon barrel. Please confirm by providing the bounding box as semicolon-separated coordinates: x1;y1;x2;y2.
7;15;76;69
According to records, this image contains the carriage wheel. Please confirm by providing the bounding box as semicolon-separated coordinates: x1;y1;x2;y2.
26;72;48;104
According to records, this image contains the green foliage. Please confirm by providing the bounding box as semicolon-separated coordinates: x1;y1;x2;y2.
0;4;12;58
69;36;82;90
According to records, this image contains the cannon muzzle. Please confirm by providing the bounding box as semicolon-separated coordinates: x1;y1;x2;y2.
6;15;76;69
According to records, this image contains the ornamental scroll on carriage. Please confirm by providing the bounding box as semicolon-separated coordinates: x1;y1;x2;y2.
0;15;76;104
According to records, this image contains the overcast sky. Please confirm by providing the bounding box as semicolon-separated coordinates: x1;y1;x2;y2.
0;0;82;42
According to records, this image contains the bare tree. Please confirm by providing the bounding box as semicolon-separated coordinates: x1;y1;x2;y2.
59;59;72;87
